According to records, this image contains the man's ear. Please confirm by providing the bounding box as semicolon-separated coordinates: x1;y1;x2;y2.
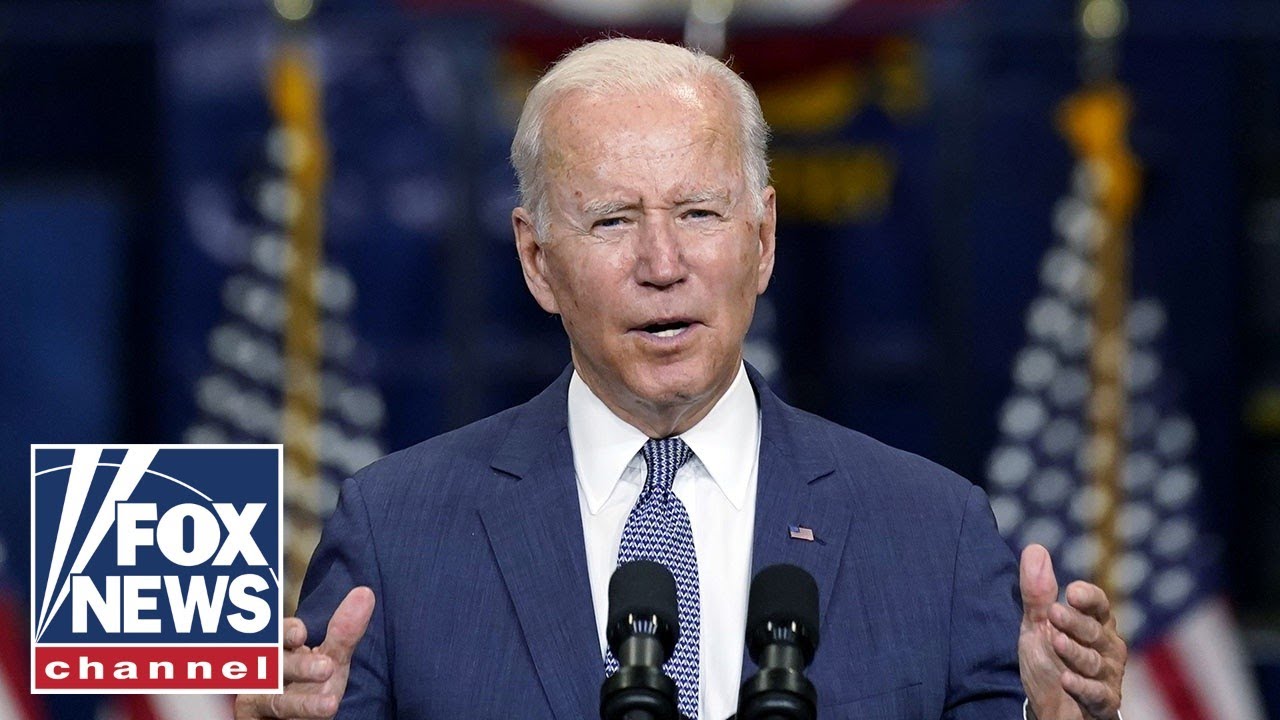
755;186;778;295
513;207;560;315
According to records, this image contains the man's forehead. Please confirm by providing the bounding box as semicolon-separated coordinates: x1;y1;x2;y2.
531;79;748;217
552;151;742;207
542;81;734;150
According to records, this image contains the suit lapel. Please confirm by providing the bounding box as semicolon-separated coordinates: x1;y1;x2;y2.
479;369;599;720
744;366;855;679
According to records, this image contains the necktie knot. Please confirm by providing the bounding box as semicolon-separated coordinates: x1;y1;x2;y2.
642;437;693;495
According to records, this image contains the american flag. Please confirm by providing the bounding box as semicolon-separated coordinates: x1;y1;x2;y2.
180;38;386;613
788;525;816;542
985;88;1267;720
111;27;384;720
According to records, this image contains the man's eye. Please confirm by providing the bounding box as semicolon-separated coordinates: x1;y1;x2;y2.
593;217;628;229
684;209;720;220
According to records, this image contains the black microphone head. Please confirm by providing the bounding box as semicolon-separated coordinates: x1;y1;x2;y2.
606;560;680;656
746;564;820;665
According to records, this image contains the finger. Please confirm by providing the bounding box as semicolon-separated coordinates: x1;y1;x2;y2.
1050;601;1103;647
284;648;334;684
239;690;339;719
1020;544;1058;625
1061;669;1121;717
272;690;340;719
284;617;309;650
1065;580;1113;624
319;586;376;664
234;693;260;719
1052;627;1104;678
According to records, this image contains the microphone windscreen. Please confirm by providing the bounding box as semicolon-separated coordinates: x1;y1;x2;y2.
746;563;820;655
607;560;680;637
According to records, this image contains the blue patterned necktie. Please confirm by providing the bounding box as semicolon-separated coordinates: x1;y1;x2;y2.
606;437;700;720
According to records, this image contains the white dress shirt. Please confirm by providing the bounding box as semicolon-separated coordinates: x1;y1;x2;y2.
569;362;1046;719
569;362;759;720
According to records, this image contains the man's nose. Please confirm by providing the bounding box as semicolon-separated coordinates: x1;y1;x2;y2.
634;218;686;288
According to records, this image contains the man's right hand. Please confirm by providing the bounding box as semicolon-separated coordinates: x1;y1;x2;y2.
235;587;376;719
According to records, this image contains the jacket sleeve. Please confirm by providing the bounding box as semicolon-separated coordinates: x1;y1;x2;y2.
296;477;394;720
943;483;1027;719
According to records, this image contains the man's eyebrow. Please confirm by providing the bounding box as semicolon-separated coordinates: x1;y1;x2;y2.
581;199;635;216
580;191;730;216
675;189;731;205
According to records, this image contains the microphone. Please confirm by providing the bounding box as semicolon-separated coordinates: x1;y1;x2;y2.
736;564;820;720
600;560;682;720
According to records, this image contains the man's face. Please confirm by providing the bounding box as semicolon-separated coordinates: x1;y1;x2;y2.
513;81;776;434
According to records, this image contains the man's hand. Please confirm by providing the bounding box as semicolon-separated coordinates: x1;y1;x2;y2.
235;587;376;719
1019;544;1127;720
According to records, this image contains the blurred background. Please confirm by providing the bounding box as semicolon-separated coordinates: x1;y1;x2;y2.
2;0;1279;717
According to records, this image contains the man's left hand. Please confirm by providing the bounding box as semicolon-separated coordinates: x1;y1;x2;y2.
1018;543;1127;720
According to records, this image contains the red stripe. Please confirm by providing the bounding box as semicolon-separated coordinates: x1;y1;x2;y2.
1145;639;1215;720
116;695;161;720
0;593;47;720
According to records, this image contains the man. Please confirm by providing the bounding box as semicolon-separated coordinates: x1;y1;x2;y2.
236;38;1126;720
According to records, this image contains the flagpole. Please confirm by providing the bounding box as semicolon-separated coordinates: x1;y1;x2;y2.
1061;0;1141;604
267;0;330;614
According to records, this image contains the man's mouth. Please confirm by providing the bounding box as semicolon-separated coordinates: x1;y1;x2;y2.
638;320;694;338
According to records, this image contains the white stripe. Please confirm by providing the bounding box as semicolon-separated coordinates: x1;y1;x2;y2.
148;693;235;720
36;445;102;637
1120;654;1177;720
0;672;31;720
1171;597;1266;720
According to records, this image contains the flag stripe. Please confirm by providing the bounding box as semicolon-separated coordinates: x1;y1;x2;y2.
1145;639;1212;720
117;695;161;720
150;694;235;720
1121;655;1177;720
1171;598;1267;720
0;681;27;720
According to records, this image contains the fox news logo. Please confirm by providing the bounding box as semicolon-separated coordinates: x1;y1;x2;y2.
30;445;283;694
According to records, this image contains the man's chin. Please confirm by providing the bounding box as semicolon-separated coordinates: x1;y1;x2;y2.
626;367;723;413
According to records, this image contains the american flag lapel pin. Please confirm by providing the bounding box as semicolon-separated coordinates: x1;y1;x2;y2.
788;524;815;542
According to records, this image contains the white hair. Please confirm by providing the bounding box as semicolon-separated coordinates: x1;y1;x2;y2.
510;38;770;240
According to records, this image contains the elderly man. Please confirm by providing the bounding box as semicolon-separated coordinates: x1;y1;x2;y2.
236;38;1126;720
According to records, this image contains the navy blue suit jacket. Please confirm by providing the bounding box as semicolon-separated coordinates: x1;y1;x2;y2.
297;366;1026;719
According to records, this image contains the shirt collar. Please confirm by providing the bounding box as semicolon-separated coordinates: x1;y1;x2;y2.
568;362;759;514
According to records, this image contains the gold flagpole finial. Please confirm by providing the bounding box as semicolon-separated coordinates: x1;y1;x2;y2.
271;0;318;23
